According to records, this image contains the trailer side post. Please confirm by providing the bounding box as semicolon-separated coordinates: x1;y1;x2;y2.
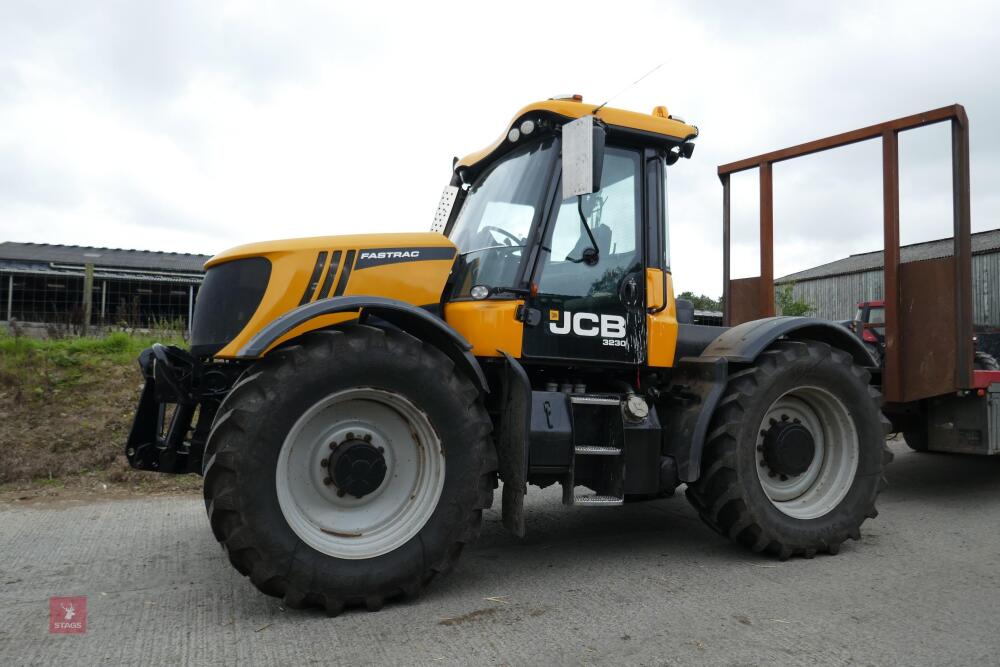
952;110;973;389
759;161;775;317
721;173;731;325
881;129;902;403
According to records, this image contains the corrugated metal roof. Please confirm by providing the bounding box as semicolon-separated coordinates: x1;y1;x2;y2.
0;241;210;273
776;228;1000;283
0;260;202;284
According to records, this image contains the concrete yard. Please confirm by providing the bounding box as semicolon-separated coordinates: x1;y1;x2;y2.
1;440;999;666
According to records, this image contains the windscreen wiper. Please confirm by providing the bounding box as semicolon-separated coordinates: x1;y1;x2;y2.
566;197;600;265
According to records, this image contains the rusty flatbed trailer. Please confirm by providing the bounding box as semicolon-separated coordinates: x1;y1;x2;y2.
718;104;1000;455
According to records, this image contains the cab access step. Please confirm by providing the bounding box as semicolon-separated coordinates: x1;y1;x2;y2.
516;387;672;509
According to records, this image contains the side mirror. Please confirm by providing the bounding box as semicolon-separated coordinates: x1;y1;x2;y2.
561;115;606;200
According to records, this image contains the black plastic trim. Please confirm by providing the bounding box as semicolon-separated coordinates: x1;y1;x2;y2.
237;295;488;393
333;250;356;296
190;257;271;357
299;251;328;305
319;250;342;299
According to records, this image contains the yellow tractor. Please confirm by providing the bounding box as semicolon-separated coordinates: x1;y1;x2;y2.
127;96;890;613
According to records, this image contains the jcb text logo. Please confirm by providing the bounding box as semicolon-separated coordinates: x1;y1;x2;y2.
549;311;626;339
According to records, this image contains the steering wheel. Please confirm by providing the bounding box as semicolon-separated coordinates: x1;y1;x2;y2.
480;225;523;246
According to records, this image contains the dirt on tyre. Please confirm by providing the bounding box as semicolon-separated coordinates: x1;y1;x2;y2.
686;340;892;559
202;324;495;614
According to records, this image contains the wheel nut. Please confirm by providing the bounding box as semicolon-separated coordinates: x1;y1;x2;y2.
768;470;777;478
363;434;372;442
346;432;355;440
329;441;339;450
321;458;329;467
781;414;789;421
377;446;385;454
323;477;333;486
780;474;789;481
336;489;346;498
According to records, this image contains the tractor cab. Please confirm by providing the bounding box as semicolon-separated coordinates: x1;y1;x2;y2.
436;96;699;367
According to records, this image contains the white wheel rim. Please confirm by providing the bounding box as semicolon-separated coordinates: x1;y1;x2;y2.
275;388;445;559
755;386;859;520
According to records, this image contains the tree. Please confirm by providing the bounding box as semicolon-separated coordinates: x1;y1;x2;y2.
775;282;815;316
676;291;722;312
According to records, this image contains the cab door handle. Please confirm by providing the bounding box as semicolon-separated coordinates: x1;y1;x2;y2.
621;275;639;306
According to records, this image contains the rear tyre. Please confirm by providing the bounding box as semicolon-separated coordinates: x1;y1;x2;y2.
202;325;495;613
974;351;1000;371
903;428;928;452
686;341;892;559
864;343;882;369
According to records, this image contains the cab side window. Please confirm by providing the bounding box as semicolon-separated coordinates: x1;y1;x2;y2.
537;148;642;298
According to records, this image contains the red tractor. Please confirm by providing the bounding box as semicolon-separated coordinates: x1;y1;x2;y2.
845;300;886;367
848;300;998;372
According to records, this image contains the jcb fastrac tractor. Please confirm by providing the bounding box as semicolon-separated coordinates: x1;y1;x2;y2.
128;96;891;613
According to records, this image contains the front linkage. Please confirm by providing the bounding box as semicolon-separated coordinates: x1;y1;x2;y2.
126;344;242;474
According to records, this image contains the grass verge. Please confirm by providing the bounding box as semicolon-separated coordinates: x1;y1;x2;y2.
0;332;202;500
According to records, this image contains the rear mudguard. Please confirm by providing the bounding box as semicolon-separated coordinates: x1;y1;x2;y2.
662;316;876;483
703;316;875;366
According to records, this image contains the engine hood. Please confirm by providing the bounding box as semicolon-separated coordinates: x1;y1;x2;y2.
203;232;458;358
205;232;456;269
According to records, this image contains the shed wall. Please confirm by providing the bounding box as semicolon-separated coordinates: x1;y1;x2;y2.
780;250;1000;328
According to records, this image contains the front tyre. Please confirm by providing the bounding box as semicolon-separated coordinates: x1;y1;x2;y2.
202;325;495;613
686;341;892;559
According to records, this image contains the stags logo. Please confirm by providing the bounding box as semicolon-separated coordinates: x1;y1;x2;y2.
549;310;627;339
50;596;87;634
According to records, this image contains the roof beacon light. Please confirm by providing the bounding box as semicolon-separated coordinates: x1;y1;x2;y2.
652;106;669;118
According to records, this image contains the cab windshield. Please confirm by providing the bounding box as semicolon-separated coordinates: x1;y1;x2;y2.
448;138;555;297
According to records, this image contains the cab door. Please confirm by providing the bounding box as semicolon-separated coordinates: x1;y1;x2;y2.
522;146;646;365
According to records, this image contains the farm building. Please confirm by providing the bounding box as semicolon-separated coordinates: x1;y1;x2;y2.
775;229;1000;328
0;242;209;333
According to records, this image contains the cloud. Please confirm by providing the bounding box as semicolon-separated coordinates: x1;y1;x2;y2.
0;0;998;300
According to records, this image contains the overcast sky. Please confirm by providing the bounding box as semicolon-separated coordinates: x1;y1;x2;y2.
1;1;998;297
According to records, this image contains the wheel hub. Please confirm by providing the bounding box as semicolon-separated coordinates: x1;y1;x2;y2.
327;436;387;499
761;418;816;477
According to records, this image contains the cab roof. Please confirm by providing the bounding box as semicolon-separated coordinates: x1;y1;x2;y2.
456;97;698;171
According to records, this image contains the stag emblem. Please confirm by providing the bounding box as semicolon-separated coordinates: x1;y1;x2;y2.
60;602;76;621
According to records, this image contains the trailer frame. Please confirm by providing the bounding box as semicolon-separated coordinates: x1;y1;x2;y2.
717;104;973;405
